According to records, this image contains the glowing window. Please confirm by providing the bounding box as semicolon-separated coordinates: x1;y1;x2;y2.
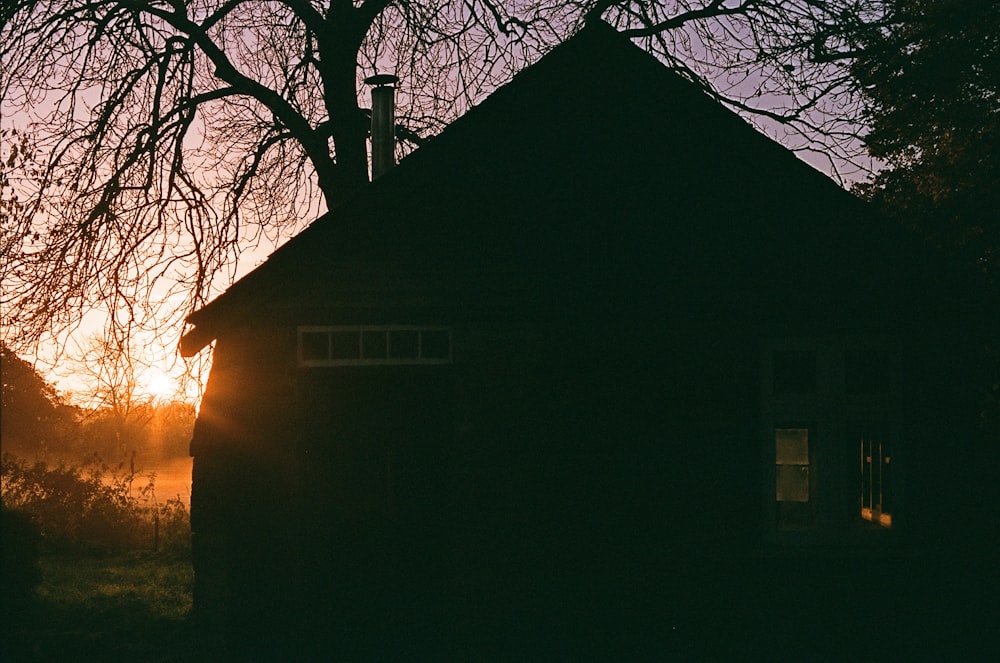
856;424;892;528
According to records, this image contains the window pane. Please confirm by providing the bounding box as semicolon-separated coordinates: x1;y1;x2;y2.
389;330;419;359
776;465;809;502
330;331;361;359
775;428;809;465
421;329;450;359
300;332;329;361
362;331;387;359
773;351;816;393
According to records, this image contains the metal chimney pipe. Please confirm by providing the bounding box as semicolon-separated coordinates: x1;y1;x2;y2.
365;74;399;179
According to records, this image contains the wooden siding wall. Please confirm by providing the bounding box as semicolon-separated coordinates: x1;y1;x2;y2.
189;324;306;656
189;316;767;656
189;313;993;658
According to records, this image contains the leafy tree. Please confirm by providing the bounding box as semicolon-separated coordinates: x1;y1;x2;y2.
0;343;77;459
0;128;36;231
2;1;884;350
853;0;1000;274
852;0;1000;443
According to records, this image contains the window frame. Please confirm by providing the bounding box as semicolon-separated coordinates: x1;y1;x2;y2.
761;336;902;545
774;423;818;531
297;325;453;366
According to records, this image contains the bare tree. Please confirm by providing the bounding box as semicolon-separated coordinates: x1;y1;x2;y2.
64;329;148;414
0;1;884;354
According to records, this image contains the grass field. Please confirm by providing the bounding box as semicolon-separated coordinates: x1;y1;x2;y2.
3;553;199;663
5;546;997;660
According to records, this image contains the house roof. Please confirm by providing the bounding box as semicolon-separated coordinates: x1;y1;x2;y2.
180;20;955;356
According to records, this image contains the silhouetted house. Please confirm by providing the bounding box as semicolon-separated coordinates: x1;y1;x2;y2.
180;21;993;659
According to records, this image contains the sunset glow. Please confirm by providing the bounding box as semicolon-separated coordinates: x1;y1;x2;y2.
139;367;177;401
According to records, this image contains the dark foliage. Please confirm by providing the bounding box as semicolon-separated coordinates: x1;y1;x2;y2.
854;0;1000;274
0;505;42;621
0;343;78;459
1;453;190;555
854;0;1000;435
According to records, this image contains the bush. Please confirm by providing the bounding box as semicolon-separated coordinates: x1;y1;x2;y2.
0;452;189;555
1;504;42;619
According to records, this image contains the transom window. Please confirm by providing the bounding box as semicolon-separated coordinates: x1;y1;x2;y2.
298;326;452;366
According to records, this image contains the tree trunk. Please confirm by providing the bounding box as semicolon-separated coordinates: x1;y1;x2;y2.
315;12;372;209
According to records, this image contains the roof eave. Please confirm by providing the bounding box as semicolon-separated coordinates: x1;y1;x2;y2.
179;323;215;357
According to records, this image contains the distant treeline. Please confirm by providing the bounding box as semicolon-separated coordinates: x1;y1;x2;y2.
1;343;194;468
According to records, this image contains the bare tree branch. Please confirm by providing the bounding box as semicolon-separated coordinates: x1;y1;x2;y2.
1;0;885;366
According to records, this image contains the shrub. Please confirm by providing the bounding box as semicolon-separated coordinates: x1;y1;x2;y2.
0;452;189;555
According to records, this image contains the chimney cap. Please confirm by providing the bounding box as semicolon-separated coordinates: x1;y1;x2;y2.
364;73;399;87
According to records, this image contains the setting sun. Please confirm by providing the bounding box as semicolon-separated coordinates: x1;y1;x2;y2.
140;367;177;400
